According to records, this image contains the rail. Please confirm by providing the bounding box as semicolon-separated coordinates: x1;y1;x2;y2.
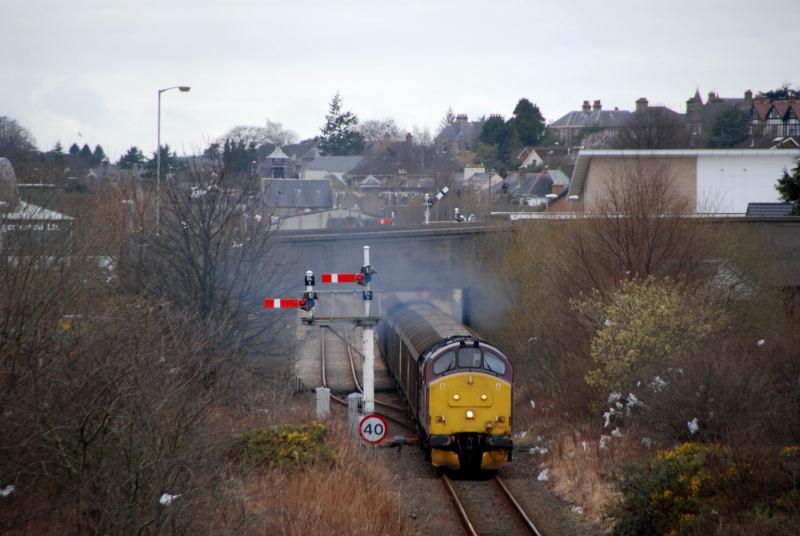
441;473;543;536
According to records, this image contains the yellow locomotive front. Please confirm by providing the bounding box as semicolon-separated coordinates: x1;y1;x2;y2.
422;339;513;472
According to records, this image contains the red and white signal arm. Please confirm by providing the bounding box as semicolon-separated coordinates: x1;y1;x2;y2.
358;414;388;445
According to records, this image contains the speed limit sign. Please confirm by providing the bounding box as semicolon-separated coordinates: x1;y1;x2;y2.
358;414;388;445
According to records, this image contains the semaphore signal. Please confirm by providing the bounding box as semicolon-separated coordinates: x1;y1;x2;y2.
321;273;364;284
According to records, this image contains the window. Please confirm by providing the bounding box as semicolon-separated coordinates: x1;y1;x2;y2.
483;351;506;375
441;143;448;153
464;141;471;151
433;351;456;374
457;347;481;368
787;108;800;137
767;107;782;136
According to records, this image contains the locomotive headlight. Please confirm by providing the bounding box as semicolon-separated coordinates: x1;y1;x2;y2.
480;393;488;401
453;393;460;401
465;409;475;419
435;415;445;423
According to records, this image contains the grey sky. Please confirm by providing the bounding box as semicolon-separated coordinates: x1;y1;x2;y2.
2;0;797;160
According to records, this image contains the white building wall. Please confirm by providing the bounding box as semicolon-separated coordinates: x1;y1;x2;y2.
696;151;800;213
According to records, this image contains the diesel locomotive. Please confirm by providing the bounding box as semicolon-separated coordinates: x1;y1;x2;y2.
379;295;513;471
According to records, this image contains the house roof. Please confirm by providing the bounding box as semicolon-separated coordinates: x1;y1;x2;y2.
267;146;289;159
550;109;632;129
359;175;381;187
3;200;72;221
543;169;570;186
305;155;364;174
752;99;800;121
736;136;800;149
435;120;485;143
263;179;332;209
745;202;795;217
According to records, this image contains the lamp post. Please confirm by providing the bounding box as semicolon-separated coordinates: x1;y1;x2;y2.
156;85;191;232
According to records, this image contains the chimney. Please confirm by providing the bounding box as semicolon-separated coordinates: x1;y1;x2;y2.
744;89;753;106
405;132;413;145
635;97;648;113
592;100;602;111
582;100;591;113
455;114;468;127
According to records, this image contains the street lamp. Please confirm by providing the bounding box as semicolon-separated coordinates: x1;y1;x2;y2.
156;85;191;232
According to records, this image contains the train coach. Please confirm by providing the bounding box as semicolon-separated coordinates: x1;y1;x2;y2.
379;295;513;472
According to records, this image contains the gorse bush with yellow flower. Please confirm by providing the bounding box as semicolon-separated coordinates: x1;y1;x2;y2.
611;443;800;535
230;422;334;468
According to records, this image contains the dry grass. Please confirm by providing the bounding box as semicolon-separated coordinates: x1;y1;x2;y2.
237;423;417;536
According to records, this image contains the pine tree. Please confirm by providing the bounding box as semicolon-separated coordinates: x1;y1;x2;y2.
706;108;749;148
51;141;64;155
79;143;93;163
510;98;545;146
92;144;107;166
117;146;146;169
69;143;80;156
318;92;365;156
776;158;800;214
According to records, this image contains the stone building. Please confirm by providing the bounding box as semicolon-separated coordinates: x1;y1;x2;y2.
434;114;484;154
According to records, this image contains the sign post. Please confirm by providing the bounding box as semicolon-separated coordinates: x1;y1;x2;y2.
358;413;388;445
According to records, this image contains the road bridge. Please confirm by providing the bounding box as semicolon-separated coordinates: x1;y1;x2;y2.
275;216;800;286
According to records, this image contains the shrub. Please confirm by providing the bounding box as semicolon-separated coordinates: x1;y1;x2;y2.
574;277;725;394
611;443;800;535
230;422;335;468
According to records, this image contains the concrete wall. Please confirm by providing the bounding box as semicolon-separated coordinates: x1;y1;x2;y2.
696;152;799;213
583;156;697;210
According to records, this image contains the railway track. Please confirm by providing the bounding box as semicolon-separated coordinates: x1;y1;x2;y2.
319;325;416;433
441;473;543;536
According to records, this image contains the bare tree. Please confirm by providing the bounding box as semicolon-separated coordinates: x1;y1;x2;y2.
137;159;287;358
357;118;402;142
613;108;691;149
220;118;297;147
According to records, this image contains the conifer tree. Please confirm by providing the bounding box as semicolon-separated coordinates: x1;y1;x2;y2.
318;92;365;156
92;144;107;165
117;146;146;169
79;143;93;163
69;143;81;156
776;158;800;214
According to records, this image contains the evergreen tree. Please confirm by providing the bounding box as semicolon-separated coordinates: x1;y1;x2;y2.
69;143;80;156
79;143;93;163
707;108;749;148
318;92;365;156
509;98;546;146
117;146;146;169
145;144;181;178
776;158;800;214
92;144;107;166
51;141;64;156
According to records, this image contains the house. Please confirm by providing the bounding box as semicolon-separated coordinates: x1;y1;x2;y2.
684;89;750;141
435;114;484;154
262;178;333;217
569;149;800;213
301;155;364;181
750;96;800;139
549;100;632;145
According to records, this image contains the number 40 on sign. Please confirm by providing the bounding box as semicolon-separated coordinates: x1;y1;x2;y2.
358;414;388;445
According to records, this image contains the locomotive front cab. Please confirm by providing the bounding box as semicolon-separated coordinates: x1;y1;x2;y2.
424;339;513;472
